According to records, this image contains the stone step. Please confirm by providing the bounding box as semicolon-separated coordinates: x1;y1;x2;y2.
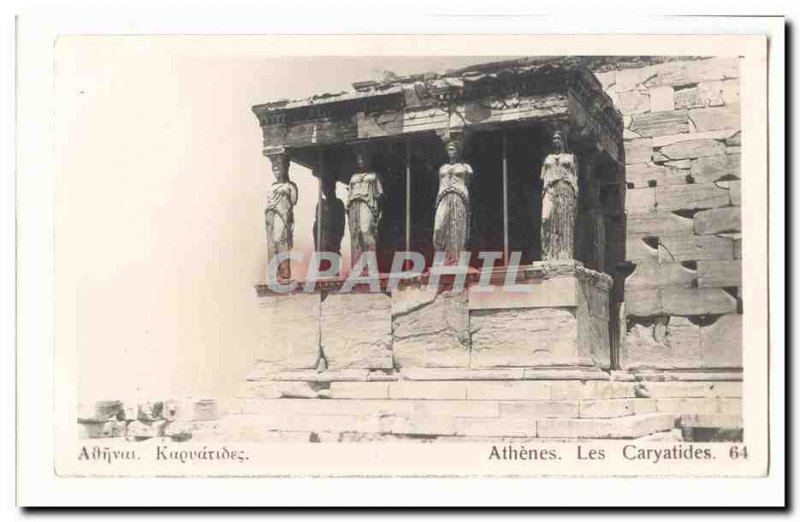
214;412;676;440
227;397;685;419
239;379;742;403
239;379;639;401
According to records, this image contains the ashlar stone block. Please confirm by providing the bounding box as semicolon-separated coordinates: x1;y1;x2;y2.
470;308;578;368
625;163;682;189
625;289;661;317
625;262;695;291
694;207;741;235
617;91;650;114
659;139;727;160
697;260;742;288
391;286;469;368
627;211;694;238
658;234;734;263
701;314;742;368
626;238;659;263
690;154;741;184
625;138;653;164
643;57;740;89
321;292;393;369
256;293;321;371
648;86;675;112
656;183;731;211
625;187;656;213
629;110;689;138
661;288;737;315
622;316;702;370
689;104;741;132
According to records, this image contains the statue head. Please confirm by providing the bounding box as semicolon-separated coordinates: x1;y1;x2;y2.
321;174;337;199
550;129;567;154
445;138;462;163
354;148;371;172
267;151;290;182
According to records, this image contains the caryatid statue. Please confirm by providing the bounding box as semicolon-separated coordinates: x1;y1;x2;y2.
264;149;298;280
433;137;473;263
540;129;578;261
313;173;346;273
346;146;383;266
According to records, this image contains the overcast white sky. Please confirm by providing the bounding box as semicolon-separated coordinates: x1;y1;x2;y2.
55;37;504;400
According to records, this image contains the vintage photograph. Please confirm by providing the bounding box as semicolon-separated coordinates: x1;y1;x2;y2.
72;51;745;445
24;30;772;489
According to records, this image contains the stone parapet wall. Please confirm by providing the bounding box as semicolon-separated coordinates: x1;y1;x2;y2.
251;261;612;377
591;57;743;371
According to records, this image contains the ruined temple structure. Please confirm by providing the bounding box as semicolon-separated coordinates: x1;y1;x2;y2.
78;57;742;443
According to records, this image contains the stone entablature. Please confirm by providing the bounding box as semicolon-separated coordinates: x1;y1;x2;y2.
252;58;623;169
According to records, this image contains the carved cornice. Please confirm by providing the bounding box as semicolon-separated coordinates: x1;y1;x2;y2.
252;58;622;152
525;261;613;291
575;265;614;291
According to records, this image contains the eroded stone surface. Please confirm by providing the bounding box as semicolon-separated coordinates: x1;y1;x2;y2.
625;188;656;213
629;110;689;137
694;207;741;235
658;234;734;262
625;138;653;164
700;314;742;368
656;183;730;211
697;260;742;288
643;57;739;89
576;279;611;368
690;154;740;184
625;262;695;291
625;290;661;317
689;104;740;132
661;288;738;315
627;211;693;238
321;293;392;369
391;287;469;368
622;316;702;370
659;139;726;160
626;163;685;188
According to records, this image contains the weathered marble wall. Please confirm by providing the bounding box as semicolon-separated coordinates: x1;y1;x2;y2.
592;57;743;370
252;265;611;375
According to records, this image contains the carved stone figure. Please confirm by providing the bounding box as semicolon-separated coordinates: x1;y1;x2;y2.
313;174;346;273
264;150;298;280
347;148;383;266
433;138;473;263
540;130;578;261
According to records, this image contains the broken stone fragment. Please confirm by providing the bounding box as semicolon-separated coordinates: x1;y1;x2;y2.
162;400;180;421
101;419;127;438
164;421;193;442
126;419;167;440
137;401;164;422
78;400;123;422
278;381;321;399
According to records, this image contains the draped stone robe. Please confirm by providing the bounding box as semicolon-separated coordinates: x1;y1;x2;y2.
347;171;383;265
433;161;473;263
265;180;298;280
540;153;578;261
